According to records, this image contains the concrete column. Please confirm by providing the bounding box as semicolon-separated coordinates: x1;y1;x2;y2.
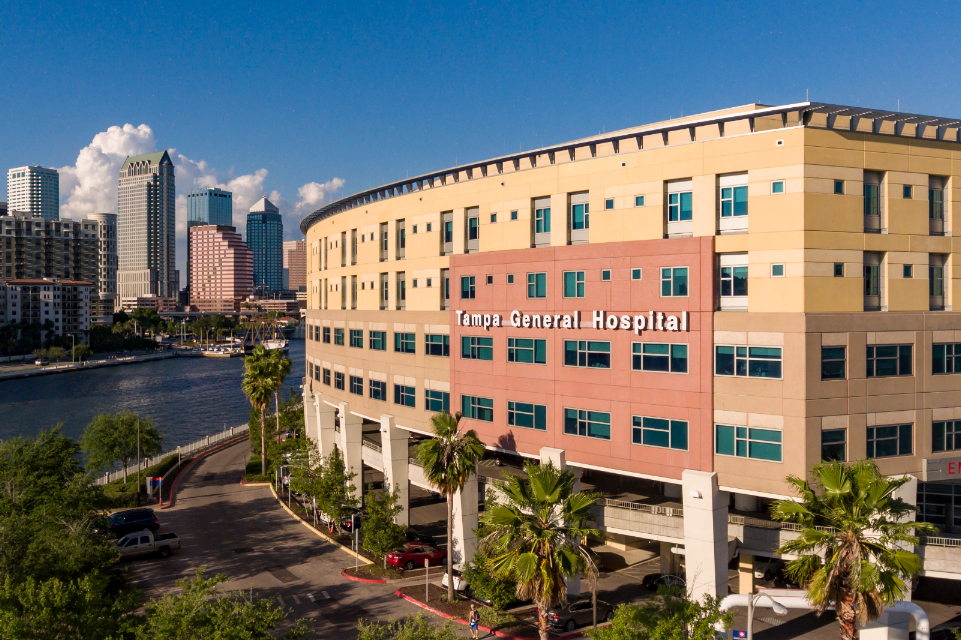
540;447;580;596
451;474;478;569
659;541;679;575
315;395;337;457
303;388;318;445
338;402;363;501
379;414;409;527
681;470;729;601
733;493;758;512
738;553;754;595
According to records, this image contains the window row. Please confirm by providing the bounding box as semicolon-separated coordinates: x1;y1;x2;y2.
819;420;961;462
457;337;690;373
460;267;687;300
311;327;450;356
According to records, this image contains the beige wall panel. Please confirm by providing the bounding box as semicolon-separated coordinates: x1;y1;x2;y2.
749;277;805;313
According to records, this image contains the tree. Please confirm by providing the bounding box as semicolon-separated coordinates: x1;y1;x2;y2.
46;346;67;362
267;349;293;442
357;612;457;640
80;412;163;483
72;344;94;362
362;483;407;570
31;348;47;361
136;570;308;640
242;346;282;475
462;547;517;611
315;447;358;536
414;410;485;601
587;587;733;640
771;460;937;640
481;461;602;640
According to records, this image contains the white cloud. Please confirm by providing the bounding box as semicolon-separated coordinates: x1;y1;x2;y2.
55;123;345;282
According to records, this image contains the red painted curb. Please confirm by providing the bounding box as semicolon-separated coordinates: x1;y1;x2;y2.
341;567;387;584
160;436;248;510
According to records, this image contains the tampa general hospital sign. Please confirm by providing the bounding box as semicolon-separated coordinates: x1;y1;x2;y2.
455;310;690;335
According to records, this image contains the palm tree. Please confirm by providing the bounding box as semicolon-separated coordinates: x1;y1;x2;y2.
268;349;292;442
481;461;602;640
415;410;486;601
772;460;938;640
242;346;281;475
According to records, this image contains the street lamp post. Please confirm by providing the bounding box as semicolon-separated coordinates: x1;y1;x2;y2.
746;593;788;640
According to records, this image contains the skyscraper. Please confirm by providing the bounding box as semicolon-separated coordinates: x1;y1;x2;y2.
282;240;306;291
186;188;233;294
85;213;118;322
117;151;176;302
189;225;253;312
247;196;283;295
6;166;59;220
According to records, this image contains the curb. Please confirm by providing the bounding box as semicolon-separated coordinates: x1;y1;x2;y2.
341;567;387;584
241;481;271;486
267;484;372;566
394;589;600;640
160;435;249;510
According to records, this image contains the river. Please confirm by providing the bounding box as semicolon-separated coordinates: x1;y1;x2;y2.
0;340;306;448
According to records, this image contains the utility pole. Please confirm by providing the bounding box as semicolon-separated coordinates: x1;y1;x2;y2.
137;419;141;504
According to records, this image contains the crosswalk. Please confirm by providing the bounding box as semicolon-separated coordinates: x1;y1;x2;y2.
275;590;332;608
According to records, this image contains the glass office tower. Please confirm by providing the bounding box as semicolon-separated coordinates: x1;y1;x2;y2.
247;196;283;295
186;188;233;294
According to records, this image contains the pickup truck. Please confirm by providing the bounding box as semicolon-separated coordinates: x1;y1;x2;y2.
116;529;180;559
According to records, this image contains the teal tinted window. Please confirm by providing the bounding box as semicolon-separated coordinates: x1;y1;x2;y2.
668;191;693;221
632;416;688;450
508;338;546;364
720;186;748;217
394;384;416;407
462;336;493;360
527;273;547;298
394;332;416;354
867;424;912;459
369;380;387;401
564;340;610;368
462;395;494;422
563;271;585;298
632;343;687;373
660;267;688;297
563;409;610;440
425;389;450;412
715;424;781;462
508;402;547;430
635;195;645;207
425;334;450;357
349;329;364;348
369;331;387;351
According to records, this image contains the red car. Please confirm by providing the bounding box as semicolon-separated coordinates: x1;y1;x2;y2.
386;543;447;570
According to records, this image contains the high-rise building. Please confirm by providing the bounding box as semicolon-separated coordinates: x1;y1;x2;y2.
6;166;59;221
0;212;99;287
84;213;118;323
0;202;7;217
188;225;253;312
117;151;176;305
0;278;92;339
247;196;283;295
282;240;306;292
186;188;233;295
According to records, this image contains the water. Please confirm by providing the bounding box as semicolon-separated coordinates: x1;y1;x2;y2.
0;340;306;448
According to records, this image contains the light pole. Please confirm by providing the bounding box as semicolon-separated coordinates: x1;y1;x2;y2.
746;593;788;640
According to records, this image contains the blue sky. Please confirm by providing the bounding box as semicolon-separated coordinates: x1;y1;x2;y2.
0;0;958;273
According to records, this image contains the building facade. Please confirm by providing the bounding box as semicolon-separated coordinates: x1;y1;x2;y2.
6;166;59;221
283;239;306;292
84;213;118;323
247;197;283;295
0;211;99;284
186;188;233;295
1;278;91;339
117;151;177;303
188;225;253;312
301;102;961;597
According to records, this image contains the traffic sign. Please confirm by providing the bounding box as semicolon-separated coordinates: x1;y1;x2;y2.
732;631;747;639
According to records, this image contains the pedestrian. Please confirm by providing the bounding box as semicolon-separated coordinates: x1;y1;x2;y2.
468;603;480;639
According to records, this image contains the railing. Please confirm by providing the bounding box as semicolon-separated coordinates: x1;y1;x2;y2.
728;514;835;533
409;457;421;467
600;498;684;518
920;536;961;548
361;438;381;453
93;423;249;485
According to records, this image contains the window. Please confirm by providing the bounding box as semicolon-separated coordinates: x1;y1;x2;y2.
632;268;642;280
903;265;914;278
715;425;782;462
834;263;844;277
771;181;785;194
866;345;912;377
821;346;846;380
661;267;689;297
903;185;913;199
394;332;416;354
715;346;782;378
427;278;432;287
507;274;514;284
933;343;961;374
394;384;416;407
486;274;493;285
334;371;345;390
632;343;688;373
425;334;450;357
668;191;693;221
601;269;611;281
632;416;688;450
508;402;547;430
425;389;450;412
635;195;645;207
605;198;614;210
462;395;493;421
771;264;785;277
461;276;476;299
511;210;518;220
720;186;748;217
719;265;747;297
349;375;363;395
427;222;432;232
349;329;363;348
563;271;585;298
490;213;497;223
564;340;610;368
370;380;387;401
370;331;387;351
508;338;547;364
322;327;331;343
571;200;589;229
462;336;494;360
834;180;845;195
323;368;331;385
933;420;961;453
334;328;344;346
564;409;611;440
821;429;846;462
527;273;547;298
867;424;912;459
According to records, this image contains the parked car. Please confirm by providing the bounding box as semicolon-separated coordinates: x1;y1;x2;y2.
754;557;784;581
106;509;159;537
386;543;447;570
441;568;469;595
547;599;615;631
641;573;686;591
34;359;49;366
405;529;437;546
317;506;365;533
116;529;180;559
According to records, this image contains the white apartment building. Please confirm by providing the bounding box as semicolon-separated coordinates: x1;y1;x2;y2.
6;166;59;221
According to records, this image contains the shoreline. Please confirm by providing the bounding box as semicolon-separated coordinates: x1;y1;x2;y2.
0;352;183;382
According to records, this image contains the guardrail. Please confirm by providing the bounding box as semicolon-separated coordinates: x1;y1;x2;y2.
361;438;381;453
920;536;961;548
600;498;684;518
94;423;249;485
